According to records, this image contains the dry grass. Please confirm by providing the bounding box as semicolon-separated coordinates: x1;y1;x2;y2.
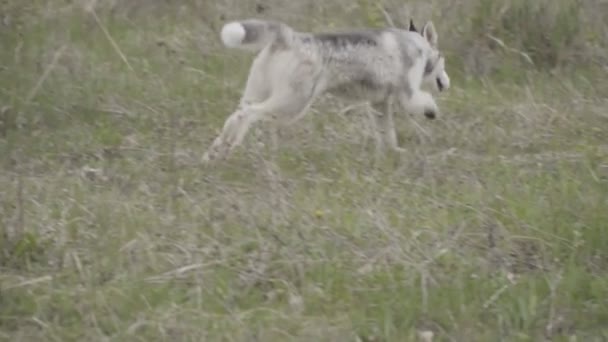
1;1;608;341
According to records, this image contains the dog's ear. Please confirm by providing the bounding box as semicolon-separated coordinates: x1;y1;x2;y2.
422;21;438;46
409;19;417;33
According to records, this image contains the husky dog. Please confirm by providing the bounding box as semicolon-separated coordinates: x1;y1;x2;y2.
202;18;450;163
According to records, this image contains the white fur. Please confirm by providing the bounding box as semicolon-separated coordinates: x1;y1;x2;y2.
221;22;246;48
407;53;425;93
399;51;439;116
438;70;450;90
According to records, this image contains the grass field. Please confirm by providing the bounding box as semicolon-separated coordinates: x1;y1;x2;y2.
1;1;608;341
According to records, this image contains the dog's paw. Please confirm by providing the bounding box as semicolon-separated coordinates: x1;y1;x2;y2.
202;148;219;165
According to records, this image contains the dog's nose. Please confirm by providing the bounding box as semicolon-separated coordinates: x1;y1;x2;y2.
424;110;436;119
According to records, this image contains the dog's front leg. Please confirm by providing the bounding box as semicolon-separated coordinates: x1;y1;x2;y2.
371;98;405;154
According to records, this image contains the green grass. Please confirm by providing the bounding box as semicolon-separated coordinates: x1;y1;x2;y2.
1;2;608;341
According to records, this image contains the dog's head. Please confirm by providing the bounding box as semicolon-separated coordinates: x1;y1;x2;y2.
409;20;450;93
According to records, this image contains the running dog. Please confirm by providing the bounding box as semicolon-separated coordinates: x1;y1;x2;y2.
202;18;450;163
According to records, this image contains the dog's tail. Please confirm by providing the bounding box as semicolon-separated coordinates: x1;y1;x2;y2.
220;19;293;51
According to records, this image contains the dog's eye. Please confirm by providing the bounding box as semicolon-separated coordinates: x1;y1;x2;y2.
436;78;444;91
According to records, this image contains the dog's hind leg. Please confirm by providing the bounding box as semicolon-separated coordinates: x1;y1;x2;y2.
203;49;271;163
202;106;260;162
371;96;405;154
240;48;272;106
202;84;317;163
239;49;275;151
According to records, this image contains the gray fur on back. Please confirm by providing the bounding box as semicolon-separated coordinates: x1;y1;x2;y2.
239;19;292;49
285;28;427;101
